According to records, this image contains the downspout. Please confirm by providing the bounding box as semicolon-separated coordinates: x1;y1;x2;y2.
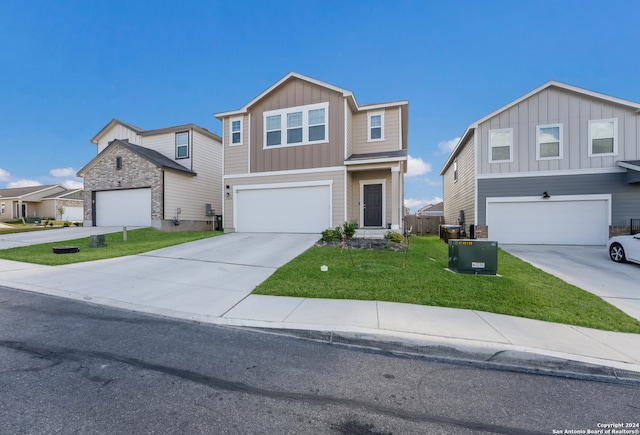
190;127;194;172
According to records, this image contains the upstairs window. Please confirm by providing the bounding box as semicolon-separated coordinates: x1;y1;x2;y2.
536;124;563;160
263;102;328;148
589;118;617;156
116;156;122;170
231;118;242;145
176;132;189;158
488;128;513;163
368;112;384;141
453;159;458;182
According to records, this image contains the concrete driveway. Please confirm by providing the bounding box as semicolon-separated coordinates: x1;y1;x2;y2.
0;232;319;318
501;244;640;321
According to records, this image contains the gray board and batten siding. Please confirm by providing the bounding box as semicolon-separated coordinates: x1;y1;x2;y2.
477;172;640;226
477;87;640;176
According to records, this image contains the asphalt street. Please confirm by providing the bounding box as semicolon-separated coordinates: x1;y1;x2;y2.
1;287;640;435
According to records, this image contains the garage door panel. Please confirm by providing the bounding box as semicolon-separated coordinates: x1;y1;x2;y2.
236;185;330;233
96;189;151;227
487;198;608;245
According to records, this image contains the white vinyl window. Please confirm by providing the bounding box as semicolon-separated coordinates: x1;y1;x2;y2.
176;132;189;159
488;128;513;163
368;112;384;141
231;118;242;145
536;124;563;160
589;118;617;156
0;202;5;215
453;159;458;182
263;102;328;148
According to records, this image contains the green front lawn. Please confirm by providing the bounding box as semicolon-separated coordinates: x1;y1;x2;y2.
0;228;222;265
255;236;640;333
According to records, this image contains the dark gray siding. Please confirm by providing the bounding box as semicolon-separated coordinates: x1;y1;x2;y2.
477;172;640;226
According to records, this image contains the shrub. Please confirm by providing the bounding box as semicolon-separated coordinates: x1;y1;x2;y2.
342;221;356;239
63;221;70;227
385;231;404;243
321;227;343;242
73;222;81;227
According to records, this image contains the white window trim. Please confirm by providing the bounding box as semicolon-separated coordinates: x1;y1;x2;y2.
230;117;243;146
263;102;329;149
176;131;189;159
453;159;458;182
0;202;5;215
367;111;385;142
488;127;513;163
536;123;563;160
588;118;618;157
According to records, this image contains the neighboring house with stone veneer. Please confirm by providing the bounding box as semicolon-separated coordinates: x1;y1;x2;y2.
77;119;222;230
0;185;82;221
214;72;408;233
440;81;640;245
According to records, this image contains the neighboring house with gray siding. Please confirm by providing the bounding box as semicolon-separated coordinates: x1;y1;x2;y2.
440;81;640;245
78;119;222;231
214;72;408;233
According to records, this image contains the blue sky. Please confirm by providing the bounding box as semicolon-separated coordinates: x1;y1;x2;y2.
1;0;639;211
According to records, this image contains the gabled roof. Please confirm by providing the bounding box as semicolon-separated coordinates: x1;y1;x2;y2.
214;71;408;119
91;119;221;144
42;189;84;200
417;201;444;214
77;140;197;176
440;81;640;175
0;185;62;199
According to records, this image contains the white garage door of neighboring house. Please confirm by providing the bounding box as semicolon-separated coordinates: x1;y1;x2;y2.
486;195;610;245
62;207;83;222
96;189;151;227
235;184;331;233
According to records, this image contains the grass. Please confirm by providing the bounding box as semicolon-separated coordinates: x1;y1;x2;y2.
255;235;640;333
0;228;222;265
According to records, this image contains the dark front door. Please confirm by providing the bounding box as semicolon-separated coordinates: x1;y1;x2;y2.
363;184;382;227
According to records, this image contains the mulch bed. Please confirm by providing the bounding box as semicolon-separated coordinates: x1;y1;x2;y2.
315;238;407;251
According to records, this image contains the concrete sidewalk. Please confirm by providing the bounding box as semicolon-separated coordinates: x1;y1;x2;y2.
1;234;639;379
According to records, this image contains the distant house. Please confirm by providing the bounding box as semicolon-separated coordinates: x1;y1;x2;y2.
78;119;222;231
416;202;444;217
440;81;640;245
214;72;409;233
0;185;83;221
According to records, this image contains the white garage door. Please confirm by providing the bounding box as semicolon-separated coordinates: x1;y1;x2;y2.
96;189;151;227
486;196;609;245
235;184;331;233
62;206;83;222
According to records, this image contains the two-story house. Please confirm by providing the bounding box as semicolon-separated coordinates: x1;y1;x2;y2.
440;81;640;245
214;72;408;233
78;119;222;231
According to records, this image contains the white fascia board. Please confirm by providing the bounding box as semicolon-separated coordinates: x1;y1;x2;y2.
476;167;625;179
223;166;345;180
18;185;63;199
618;161;640;171
344;157;408;166
357;101;409;111
439;126;475;175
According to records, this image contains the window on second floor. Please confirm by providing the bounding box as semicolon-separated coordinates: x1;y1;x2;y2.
488;128;513;163
263;102;328;148
116;156;122;170
589;118;617;156
176;132;189;158
453;159;458;182
368;112;384;141
536;124;563;160
231;118;242;145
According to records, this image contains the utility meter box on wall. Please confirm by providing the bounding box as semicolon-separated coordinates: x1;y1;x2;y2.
448;240;498;275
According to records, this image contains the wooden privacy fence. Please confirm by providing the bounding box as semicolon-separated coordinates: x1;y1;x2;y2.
404;214;445;236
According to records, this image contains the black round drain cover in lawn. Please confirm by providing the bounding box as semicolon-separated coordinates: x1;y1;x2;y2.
52;246;79;254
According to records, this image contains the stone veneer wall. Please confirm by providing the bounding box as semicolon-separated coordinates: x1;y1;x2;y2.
82;145;163;225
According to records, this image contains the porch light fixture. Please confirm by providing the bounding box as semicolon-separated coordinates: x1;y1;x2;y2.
542;191;550;199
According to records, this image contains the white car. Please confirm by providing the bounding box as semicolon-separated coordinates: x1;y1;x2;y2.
608;234;640;264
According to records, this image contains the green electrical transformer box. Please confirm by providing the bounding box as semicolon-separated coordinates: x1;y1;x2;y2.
448;240;498;275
